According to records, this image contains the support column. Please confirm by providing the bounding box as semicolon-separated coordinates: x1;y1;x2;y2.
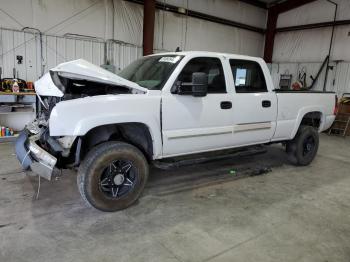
143;0;156;56
263;10;278;63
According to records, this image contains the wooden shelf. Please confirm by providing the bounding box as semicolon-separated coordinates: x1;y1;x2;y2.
0;92;36;96
0;111;34;115
0;134;19;143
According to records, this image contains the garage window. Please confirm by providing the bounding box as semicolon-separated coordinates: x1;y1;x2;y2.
230;59;267;93
177;57;226;93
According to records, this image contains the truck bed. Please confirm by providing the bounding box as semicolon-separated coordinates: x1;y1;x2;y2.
272;90;336;141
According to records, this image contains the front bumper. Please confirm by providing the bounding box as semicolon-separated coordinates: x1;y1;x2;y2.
15;131;58;180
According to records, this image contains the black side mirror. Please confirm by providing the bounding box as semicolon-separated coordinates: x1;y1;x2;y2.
171;72;208;96
191;72;208;97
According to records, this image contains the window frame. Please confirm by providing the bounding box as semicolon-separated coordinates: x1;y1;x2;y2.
229;59;268;93
175;56;227;94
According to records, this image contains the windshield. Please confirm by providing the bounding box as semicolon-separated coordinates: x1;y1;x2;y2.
118;55;183;90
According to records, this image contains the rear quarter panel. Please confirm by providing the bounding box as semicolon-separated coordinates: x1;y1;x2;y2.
272;92;335;141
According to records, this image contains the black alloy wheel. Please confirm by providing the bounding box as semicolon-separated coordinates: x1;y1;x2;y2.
77;142;149;212
99;160;137;199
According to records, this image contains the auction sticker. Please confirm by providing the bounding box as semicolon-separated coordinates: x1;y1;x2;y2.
159;56;181;63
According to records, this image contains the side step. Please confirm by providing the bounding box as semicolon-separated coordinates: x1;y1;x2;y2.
153;145;267;170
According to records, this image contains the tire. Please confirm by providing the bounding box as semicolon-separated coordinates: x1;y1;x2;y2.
77;141;149;212
286;125;319;166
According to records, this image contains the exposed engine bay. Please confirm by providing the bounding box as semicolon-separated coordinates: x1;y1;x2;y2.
18;59;148;179
40;77;131;118
34;59;147;118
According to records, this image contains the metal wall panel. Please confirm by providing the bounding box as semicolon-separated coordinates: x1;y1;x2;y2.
109;41;142;72
0;28;106;81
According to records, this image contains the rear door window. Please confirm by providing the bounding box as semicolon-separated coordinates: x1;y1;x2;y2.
229;60;267;93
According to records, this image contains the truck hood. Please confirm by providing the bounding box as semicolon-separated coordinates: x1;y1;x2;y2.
34;59;147;97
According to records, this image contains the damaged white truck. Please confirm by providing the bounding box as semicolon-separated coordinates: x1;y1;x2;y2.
16;51;336;211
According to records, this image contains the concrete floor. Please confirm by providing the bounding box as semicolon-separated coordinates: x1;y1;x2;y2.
0;134;349;262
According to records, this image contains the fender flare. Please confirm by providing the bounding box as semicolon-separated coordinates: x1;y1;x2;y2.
72;114;162;159
291;106;325;139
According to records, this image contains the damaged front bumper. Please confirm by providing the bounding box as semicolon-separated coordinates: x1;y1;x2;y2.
15;131;58;180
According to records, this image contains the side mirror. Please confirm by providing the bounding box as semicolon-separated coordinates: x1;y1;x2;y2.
191;72;208;97
171;72;208;96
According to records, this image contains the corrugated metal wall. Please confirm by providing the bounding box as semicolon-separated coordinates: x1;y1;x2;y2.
0;28;106;81
108;40;142;72
271;0;350;96
1;0;267;82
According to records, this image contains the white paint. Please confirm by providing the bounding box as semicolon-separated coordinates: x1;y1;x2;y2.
34;72;63;97
42;52;335;160
49;92;163;158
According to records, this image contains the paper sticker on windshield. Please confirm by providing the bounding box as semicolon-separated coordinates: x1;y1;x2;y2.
159;56;180;63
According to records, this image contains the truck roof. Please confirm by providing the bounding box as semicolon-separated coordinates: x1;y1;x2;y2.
148;51;264;62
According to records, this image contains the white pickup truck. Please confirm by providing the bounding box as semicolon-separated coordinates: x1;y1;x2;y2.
15;51;336;211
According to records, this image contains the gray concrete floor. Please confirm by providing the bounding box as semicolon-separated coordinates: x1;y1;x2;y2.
0;134;350;262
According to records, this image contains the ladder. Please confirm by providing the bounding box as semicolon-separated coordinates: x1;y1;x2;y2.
329;93;350;137
328;113;350;137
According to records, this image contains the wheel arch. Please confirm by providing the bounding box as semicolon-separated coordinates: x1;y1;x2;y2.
291;108;325;139
78;122;155;162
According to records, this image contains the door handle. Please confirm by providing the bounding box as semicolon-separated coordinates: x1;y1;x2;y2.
221;101;232;109
262;100;271;108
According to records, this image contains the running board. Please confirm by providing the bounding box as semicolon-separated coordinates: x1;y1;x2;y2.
153;146;267;170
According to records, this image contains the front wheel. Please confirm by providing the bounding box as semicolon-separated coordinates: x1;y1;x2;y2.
77;142;149;212
286;125;319;166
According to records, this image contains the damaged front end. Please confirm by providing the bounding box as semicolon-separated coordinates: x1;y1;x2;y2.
15;119;57;180
15;59;147;180
15;117;78;180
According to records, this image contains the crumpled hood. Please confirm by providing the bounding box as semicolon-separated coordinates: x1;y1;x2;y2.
34;59;147;97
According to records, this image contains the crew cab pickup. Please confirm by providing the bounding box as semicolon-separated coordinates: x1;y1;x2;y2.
15;51;336;211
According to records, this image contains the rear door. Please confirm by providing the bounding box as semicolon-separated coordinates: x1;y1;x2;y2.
229;59;277;145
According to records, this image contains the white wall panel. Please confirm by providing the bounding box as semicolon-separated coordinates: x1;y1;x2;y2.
277;1;334;28
113;0;144;46
0;28;106;81
0;0;107;38
273;28;331;63
164;0;267;28
109;41;142;72
274;0;350;63
273;25;350;63
278;0;350;28
154;9;264;57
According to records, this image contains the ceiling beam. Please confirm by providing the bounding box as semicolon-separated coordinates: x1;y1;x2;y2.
269;0;317;13
238;0;267;9
276;19;350;32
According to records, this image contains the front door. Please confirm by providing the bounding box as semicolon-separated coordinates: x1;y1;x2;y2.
161;56;233;157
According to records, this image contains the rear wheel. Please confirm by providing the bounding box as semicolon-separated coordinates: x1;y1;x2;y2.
286;125;319;166
77;141;149;212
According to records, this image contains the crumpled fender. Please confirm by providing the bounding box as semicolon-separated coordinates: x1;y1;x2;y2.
49;93;162;158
